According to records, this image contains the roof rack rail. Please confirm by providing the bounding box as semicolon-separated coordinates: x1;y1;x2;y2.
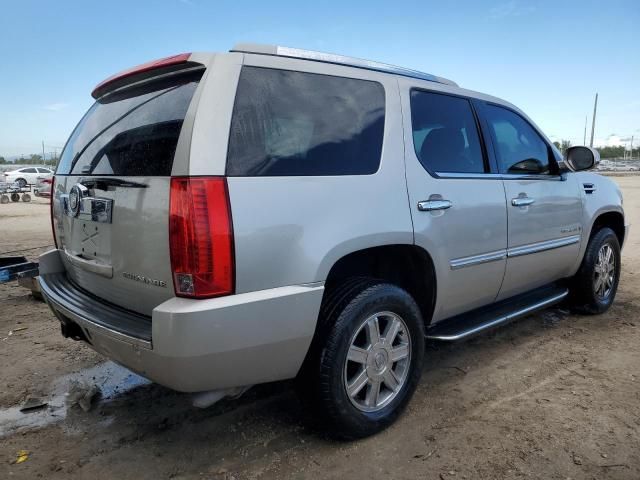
230;43;458;87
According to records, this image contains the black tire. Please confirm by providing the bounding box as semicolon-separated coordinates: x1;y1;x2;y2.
569;227;621;314
15;178;27;188
21;193;31;202
10;193;20;202
299;279;425;439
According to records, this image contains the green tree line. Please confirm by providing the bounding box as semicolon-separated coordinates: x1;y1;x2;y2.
0;154;58;166
596;145;637;159
552;141;636;159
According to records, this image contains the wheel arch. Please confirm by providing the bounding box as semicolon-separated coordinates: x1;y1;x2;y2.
588;210;625;247
297;243;436;384
321;244;437;330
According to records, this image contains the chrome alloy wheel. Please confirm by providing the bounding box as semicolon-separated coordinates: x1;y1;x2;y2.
594;243;616;300
343;311;411;412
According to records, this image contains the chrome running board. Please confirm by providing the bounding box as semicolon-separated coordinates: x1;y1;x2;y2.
425;285;568;341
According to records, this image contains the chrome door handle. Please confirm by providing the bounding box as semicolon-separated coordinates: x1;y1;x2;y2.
511;197;535;207
418;199;452;212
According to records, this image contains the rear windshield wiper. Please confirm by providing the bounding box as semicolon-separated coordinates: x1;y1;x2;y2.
80;178;148;190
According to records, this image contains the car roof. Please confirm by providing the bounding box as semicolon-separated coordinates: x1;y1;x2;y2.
230;43;459;88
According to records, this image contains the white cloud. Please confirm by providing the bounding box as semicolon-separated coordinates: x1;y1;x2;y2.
592;134;636;148
43;102;69;111
601;135;623;147
488;0;536;20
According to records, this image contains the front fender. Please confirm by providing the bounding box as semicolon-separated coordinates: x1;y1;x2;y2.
570;172;625;274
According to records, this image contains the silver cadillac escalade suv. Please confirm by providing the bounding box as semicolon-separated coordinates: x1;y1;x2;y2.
40;44;628;438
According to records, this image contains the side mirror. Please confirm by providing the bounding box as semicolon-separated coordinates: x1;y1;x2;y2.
564;146;600;172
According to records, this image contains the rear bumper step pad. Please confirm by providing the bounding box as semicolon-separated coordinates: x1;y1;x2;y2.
39;272;152;347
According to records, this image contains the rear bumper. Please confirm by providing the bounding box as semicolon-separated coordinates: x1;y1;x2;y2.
38;249;324;392
40;272;152;348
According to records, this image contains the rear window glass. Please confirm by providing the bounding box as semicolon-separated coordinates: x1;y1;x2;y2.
227;66;385;176
57;72;201;176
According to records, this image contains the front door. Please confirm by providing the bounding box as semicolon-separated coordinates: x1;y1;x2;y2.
401;83;508;322
478;103;583;300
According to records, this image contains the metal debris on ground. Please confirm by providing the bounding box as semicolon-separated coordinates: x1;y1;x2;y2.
8;326;28;336
19;396;48;412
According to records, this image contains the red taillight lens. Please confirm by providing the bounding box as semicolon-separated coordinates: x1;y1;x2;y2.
169;177;234;298
50;176;58;249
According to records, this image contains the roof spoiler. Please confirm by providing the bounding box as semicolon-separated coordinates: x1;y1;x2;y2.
91;53;203;99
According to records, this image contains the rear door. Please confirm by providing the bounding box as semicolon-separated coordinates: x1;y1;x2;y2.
401;82;508;322
21;168;38;184
52;69;204;316
477;103;583;300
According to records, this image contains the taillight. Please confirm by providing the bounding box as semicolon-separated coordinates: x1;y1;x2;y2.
50;176;58;249
169;177;234;298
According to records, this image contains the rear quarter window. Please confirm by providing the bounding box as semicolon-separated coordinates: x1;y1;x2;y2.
226;66;385;176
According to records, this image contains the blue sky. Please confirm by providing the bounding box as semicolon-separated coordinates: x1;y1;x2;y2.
0;0;638;157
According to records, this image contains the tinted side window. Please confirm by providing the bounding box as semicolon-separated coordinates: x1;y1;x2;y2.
410;90;485;174
484;105;551;174
227;67;385;176
22;168;37;173
37;168;50;173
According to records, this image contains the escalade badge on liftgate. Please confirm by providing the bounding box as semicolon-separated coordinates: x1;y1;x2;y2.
122;272;168;288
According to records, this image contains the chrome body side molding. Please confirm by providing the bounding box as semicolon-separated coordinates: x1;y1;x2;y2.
507;235;581;258
450;250;507;270
450;235;581;270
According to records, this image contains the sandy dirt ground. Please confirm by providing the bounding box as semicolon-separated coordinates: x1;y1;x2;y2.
1;178;639;480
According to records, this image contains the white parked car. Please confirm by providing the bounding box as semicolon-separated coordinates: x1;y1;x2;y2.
3;167;54;187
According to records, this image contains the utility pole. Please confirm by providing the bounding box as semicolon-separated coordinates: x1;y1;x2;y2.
42;140;45;165
631;135;634;161
589;93;598;148
583;116;587;145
